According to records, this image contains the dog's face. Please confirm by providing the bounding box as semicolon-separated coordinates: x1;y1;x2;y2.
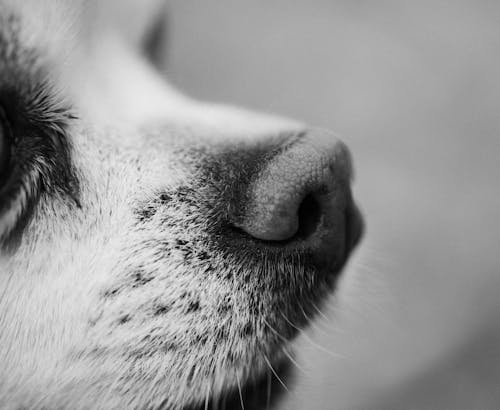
0;1;363;409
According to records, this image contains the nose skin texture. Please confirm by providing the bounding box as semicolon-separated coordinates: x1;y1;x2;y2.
235;130;361;254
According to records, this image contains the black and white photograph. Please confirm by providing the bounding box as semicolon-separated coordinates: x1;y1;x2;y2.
0;1;499;409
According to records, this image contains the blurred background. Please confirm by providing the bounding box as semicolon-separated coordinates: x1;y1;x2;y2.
163;1;500;408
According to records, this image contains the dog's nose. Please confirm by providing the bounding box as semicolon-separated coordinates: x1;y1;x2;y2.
234;130;363;256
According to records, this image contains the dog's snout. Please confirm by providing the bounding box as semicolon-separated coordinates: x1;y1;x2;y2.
234;130;363;259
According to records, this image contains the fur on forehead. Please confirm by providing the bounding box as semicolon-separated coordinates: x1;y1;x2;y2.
0;0;167;62
0;0;81;60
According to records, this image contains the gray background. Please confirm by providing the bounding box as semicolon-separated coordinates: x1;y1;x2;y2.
165;1;500;408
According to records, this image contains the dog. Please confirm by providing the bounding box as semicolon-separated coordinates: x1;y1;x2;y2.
0;1;363;409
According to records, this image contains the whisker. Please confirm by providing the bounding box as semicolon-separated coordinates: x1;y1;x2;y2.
266;368;272;410
236;372;245;410
204;384;210;410
263;317;288;343
263;354;289;392
281;312;346;359
298;302;311;322
299;301;331;337
282;346;307;375
310;300;330;321
308;298;347;335
262;318;309;376
219;390;227;410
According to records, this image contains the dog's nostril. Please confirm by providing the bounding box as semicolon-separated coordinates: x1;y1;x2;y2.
296;193;322;240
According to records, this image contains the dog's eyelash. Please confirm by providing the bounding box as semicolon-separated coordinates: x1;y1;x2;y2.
0;84;80;246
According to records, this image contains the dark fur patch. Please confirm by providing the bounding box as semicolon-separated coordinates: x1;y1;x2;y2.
186;299;200;313
132;269;154;287
153;304;171;316
133;133;304;230
118;314;131;324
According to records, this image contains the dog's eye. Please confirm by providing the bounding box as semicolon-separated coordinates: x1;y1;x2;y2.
0;117;10;186
0;74;79;245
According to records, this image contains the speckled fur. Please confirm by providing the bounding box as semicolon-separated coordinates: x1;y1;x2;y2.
0;2;355;409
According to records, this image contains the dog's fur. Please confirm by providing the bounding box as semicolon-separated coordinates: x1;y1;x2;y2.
0;1;362;409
